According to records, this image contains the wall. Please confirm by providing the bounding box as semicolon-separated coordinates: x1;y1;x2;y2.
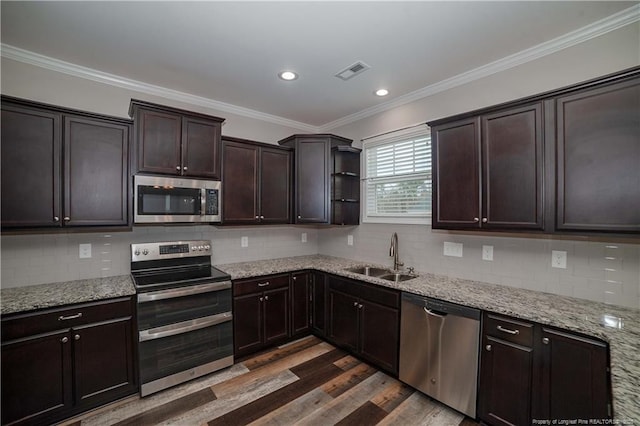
1;226;318;288
319;24;640;310
0;58;307;144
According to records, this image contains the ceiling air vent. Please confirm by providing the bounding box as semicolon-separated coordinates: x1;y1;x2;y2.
334;61;370;81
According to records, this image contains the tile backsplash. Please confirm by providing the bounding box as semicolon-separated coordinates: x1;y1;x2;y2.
0;225;318;288
2;223;639;310
317;224;640;310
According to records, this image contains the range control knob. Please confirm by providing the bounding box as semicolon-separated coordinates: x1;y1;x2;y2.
142;249;149;255
134;250;140;256
204;244;211;250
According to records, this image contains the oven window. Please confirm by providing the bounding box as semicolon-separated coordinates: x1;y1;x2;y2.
139;321;232;383
138;289;232;330
138;186;202;215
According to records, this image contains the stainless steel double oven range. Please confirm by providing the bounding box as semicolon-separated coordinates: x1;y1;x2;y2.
130;240;233;396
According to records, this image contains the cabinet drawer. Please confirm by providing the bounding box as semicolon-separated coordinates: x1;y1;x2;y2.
233;273;290;296
1;297;133;341
484;313;533;347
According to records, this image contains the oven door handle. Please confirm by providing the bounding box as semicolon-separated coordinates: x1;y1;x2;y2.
137;281;231;303
139;312;232;342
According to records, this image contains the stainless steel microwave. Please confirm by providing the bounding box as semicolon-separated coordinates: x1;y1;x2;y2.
134;175;221;223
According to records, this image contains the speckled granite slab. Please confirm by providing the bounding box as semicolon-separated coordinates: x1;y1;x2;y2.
0;275;136;315
216;254;640;421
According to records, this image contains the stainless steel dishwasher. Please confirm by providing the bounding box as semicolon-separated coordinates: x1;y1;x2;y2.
399;292;480;418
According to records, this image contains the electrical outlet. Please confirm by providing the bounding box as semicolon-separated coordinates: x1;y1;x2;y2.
301;232;307;243
444;242;463;257
79;243;92;259
347;235;354;246
482;245;494;261
552;250;567;269
241;236;248;248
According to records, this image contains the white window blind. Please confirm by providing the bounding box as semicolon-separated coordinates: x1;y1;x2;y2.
363;127;431;224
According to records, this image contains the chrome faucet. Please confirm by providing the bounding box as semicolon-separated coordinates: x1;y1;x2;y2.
389;232;404;271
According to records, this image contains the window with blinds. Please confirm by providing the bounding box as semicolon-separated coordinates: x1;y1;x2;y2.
362;128;431;223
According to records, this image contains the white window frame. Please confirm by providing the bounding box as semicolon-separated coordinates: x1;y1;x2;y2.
361;126;431;225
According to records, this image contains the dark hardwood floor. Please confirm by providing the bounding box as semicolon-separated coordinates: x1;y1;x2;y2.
61;336;479;426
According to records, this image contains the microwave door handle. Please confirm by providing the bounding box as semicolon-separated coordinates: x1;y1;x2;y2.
201;188;206;216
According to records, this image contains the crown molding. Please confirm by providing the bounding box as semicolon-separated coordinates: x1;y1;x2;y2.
0;44;320;133
319;4;640;131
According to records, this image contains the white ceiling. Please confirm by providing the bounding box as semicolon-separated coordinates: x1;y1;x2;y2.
1;1;638;129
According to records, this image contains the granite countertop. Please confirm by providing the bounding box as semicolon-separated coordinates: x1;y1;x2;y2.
0;275;136;315
216;254;640;421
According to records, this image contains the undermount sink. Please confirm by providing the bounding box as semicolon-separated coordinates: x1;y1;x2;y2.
345;266;392;277
345;266;417;282
379;273;416;282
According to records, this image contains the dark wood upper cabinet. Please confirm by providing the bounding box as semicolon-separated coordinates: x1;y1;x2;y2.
556;78;640;233
430;67;640;235
1;102;62;228
279;134;358;225
482;103;544;229
64;116;129;227
432;118;481;228
1;96;131;231
130;100;224;179
222;137;291;225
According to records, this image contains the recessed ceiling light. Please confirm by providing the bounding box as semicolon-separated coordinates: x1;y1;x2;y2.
375;89;389;97
279;71;298;81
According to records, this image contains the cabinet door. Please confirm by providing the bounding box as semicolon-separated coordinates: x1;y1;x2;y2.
432;118;481;228
182;116;222;179
222;141;259;224
296;138;329;223
482;103;544;229
478;336;533;426
64;116;129;226
263;287;290;345
1;104;62;228
311;272;327;337
534;328;610;420
260;147;292;223
291;272;310;338
1;330;72;425
359;300;399;374
327;289;359;352
136;108;181;175
233;293;264;357
72;318;136;410
556;78;640;232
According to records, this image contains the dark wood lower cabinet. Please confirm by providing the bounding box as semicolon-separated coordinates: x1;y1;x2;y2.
263;287;289;345
327;275;400;375
291;272;311;338
233;293;264;356
479;312;611;425
0;298;137;426
533;328;610;420
311;272;327;338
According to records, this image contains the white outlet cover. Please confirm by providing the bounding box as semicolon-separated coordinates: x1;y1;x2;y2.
301;232;307;243
444;242;463;257
241;236;249;248
482;245;494;261
347;235;354;246
79;243;92;259
552;250;567;269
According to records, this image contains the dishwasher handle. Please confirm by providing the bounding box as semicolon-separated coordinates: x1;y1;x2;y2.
423;307;447;318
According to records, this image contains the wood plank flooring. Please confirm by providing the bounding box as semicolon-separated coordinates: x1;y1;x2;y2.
61;336;479;426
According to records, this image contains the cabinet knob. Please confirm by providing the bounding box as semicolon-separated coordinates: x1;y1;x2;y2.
542;337;550;345
264;295;269;301
176;166;181;171
183;166;188;171
473;217;479;222
61;337;69;344
53;216;60;222
63;217;70;221
260;215;264;219
259;297;264;302
353;301;358;307
482;218;488;223
292;276;297;281
74;334;80;341
255;216;260;219
486;344;492;351
358;304;363;309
